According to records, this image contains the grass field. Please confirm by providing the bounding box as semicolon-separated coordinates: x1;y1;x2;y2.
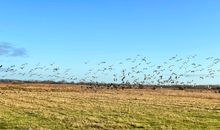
0;83;220;129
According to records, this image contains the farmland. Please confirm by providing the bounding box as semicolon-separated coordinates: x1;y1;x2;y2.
0;83;219;129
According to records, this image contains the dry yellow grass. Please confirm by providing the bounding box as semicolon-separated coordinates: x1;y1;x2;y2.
0;83;220;129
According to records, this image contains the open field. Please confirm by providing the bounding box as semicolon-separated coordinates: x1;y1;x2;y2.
0;83;220;129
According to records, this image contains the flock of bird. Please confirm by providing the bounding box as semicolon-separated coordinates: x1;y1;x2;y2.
82;55;220;86
0;55;220;88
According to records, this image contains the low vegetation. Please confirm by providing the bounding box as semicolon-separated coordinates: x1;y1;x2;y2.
0;83;220;129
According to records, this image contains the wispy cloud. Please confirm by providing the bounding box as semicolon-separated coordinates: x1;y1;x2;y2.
0;42;27;57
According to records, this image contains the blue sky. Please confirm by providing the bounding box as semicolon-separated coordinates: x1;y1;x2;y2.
0;0;220;84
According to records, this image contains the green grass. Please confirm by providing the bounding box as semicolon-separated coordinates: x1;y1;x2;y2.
0;84;220;129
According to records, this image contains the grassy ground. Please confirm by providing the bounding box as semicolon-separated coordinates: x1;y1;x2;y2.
0;83;220;129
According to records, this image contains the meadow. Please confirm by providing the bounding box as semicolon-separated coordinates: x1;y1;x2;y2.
0;83;220;129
